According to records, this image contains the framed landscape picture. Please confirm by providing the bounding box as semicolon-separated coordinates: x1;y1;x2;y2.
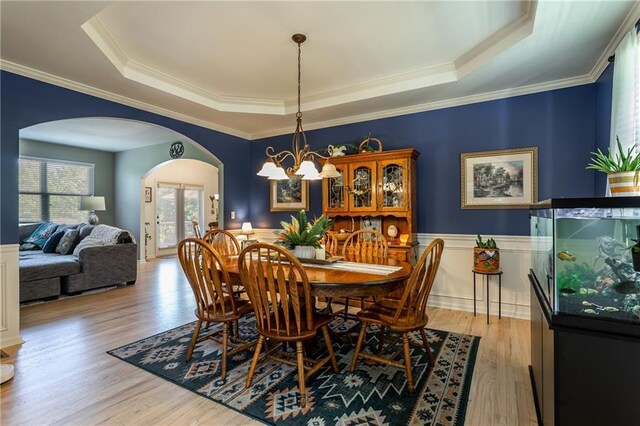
461;147;538;209
270;177;309;211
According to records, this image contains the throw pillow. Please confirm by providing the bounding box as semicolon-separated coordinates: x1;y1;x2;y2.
42;230;66;253
19;242;38;251
24;222;59;248
77;224;94;242
55;229;80;255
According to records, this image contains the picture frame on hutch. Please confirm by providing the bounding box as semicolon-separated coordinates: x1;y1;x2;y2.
270;177;309;212
461;147;538;209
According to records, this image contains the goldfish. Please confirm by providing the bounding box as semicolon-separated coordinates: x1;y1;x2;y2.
557;251;576;262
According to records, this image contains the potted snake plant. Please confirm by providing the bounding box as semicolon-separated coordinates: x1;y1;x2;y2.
587;137;640;196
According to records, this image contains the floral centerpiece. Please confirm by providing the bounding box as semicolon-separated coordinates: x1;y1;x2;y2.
275;210;332;259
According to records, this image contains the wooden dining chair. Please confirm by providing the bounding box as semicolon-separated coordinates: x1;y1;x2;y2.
202;229;241;257
349;238;445;392
238;243;339;408
191;220;202;239
340;229;389;315
177;238;255;379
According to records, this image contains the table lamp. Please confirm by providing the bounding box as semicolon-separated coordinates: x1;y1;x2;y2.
240;222;254;240
80;196;106;225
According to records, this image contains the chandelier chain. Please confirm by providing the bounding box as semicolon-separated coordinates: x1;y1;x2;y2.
297;39;302;119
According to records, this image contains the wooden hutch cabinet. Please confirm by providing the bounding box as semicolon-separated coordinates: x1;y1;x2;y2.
322;148;420;265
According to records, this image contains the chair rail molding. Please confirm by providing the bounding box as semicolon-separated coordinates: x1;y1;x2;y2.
0;244;23;348
246;230;532;319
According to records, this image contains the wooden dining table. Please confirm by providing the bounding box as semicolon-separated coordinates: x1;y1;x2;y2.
222;254;413;299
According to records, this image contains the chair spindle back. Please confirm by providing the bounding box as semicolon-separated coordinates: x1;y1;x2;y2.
191;220;203;239
238;243;313;336
203;229;240;256
393;238;444;324
342;229;389;258
178;238;237;320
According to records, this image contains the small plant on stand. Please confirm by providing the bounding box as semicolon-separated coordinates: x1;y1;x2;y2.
474;234;500;272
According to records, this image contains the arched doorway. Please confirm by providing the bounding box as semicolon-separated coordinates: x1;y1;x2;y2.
141;159;219;259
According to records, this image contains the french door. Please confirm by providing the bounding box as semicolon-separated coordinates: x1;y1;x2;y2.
156;182;203;255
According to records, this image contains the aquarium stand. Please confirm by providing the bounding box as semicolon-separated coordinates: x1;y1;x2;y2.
529;271;640;426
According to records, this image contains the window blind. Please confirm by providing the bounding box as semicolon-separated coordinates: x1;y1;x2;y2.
19;156;95;223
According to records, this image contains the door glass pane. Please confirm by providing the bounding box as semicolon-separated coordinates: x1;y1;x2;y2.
352;166;372;208
382;163;403;207
157;187;178;248
328;171;344;209
183;189;202;238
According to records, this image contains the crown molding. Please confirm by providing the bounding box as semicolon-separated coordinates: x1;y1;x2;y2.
589;0;640;82
0;59;252;140
249;73;593;140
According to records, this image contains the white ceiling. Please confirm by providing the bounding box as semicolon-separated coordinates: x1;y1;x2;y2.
1;1;639;141
20;118;182;152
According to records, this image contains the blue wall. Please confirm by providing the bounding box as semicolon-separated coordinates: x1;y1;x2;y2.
251;85;601;236
1;70;615;242
594;63;614;196
0;71;251;244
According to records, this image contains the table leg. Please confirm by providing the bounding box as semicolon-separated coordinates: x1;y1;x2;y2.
473;273;477;316
499;274;502;320
486;275;490;325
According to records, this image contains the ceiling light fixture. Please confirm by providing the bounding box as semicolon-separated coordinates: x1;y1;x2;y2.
257;34;340;180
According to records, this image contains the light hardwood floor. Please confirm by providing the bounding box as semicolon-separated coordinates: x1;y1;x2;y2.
1;257;538;425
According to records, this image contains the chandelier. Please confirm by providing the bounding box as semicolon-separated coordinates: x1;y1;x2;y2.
257;34;340;180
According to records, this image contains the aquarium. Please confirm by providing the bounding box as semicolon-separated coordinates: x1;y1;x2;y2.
530;197;640;325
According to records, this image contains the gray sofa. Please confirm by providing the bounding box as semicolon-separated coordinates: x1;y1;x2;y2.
19;223;137;302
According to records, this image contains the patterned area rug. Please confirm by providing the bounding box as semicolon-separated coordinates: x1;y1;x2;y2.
108;315;480;425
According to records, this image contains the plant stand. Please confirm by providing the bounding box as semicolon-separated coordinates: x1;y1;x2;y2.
472;269;502;324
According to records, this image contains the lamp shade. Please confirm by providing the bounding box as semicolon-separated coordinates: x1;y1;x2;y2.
319;162;341;179
296;160;318;176
301;168;322;180
257;161;277;177
80;196;106;211
240;222;254;235
268;166;289;180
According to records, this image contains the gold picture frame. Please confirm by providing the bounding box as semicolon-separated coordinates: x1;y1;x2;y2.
270;177;309;212
461;147;538;209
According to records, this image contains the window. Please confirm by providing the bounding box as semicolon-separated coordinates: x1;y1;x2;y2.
19;156;95;223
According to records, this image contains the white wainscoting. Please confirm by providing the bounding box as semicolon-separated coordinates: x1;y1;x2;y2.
0;244;23;348
242;230;533;320
419;234;531;320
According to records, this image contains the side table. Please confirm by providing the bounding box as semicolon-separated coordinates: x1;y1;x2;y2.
472;269;503;324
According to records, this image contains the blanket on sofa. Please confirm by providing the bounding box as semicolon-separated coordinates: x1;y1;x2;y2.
88;225;137;245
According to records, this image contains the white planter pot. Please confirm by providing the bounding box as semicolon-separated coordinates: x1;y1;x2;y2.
608;172;640;196
293;246;316;259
